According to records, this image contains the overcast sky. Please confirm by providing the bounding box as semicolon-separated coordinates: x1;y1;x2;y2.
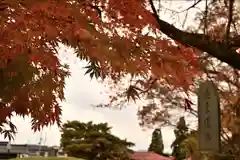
0;45;177;153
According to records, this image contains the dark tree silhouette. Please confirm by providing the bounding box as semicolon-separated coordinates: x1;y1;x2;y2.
148;128;164;155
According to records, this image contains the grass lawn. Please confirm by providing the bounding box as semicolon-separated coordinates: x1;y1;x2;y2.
11;157;85;160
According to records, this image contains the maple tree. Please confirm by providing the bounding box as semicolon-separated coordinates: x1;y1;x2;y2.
0;0;240;152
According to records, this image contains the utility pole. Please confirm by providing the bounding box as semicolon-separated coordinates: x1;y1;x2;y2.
6;141;12;154
38;132;43;156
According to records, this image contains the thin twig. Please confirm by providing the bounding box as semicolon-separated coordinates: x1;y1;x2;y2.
179;0;203;13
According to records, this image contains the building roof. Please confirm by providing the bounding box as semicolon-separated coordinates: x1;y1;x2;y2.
131;152;175;160
0;141;56;154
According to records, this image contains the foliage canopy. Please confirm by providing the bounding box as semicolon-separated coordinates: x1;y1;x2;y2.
1;1;240;154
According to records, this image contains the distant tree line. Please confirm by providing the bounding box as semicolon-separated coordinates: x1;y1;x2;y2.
61;118;233;160
148;117;234;160
147;117;194;159
61;119;189;160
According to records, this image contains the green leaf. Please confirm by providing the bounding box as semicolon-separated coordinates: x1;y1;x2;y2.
83;61;101;80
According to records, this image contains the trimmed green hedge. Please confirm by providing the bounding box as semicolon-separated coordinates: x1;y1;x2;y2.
11;157;84;160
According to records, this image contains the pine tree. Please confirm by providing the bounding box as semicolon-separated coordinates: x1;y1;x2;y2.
148;128;164;155
61;121;134;160
171;117;188;160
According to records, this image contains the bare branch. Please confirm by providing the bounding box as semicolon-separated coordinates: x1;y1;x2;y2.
226;0;235;43
179;0;203;13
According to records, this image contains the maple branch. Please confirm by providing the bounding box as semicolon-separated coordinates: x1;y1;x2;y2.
200;63;240;89
149;0;240;70
139;78;158;94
